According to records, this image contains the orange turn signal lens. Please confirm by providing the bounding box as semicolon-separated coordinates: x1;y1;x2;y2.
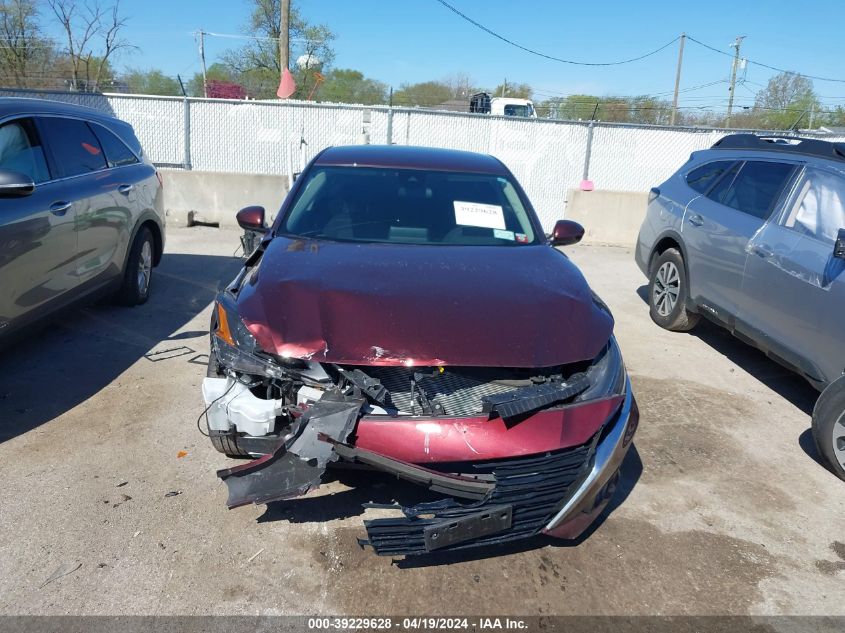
214;303;236;346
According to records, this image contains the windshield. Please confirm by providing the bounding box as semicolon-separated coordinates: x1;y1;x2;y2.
503;104;534;117
281;166;538;246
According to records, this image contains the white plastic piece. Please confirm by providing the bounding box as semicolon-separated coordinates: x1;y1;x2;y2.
296;385;325;406
201;377;283;437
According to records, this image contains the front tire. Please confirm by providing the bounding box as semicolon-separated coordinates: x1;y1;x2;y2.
648;248;700;332
117;227;154;306
812;376;845;481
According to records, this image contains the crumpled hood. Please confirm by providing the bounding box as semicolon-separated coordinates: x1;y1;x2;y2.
235;237;613;368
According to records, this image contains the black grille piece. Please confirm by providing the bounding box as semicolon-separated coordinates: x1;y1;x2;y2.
481;374;590;419
359;366;515;416
360;439;596;556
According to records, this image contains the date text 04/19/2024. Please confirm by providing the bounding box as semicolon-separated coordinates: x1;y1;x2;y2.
307;617;528;630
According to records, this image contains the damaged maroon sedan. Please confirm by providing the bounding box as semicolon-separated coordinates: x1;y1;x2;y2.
202;145;638;556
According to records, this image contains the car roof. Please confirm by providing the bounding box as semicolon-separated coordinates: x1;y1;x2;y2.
711;133;845;165
0;97;117;124
314;145;509;175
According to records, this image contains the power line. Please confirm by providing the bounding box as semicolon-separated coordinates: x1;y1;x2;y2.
432;0;679;66
686;35;845;84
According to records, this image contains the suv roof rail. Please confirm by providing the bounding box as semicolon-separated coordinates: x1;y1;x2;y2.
711;133;845;163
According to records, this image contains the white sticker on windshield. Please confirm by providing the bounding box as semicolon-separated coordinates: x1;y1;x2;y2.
454;201;506;230
493;229;515;241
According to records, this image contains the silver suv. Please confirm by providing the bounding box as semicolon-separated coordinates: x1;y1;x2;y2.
0;98;165;340
635;134;845;481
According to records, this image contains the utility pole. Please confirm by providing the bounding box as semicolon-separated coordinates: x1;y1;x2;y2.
198;29;208;98
670;33;686;126
501;78;507;97
280;0;291;74
725;35;746;128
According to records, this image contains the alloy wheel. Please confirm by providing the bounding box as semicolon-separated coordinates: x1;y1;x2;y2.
653;261;680;317
138;240;152;296
834;411;845;472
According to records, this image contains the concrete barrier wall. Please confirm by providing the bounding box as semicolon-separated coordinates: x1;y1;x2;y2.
565;189;649;247
161;170;290;228
159;170;646;247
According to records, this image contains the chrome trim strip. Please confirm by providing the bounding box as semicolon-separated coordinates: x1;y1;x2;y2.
543;377;634;531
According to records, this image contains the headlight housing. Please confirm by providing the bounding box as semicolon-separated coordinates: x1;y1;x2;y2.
212;297;285;379
575;336;626;401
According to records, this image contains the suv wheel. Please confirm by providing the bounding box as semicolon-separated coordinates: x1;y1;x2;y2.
116;227;154;306
648;248;700;331
812;376;845;481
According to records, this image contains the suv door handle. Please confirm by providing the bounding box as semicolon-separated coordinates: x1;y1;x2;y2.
752;244;774;259
49;201;72;216
117;184;134;195
687;213;704;227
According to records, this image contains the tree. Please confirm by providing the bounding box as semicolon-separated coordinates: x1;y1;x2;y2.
753;72;820;130
221;0;335;100
46;0;133;91
317;68;387;105
442;72;478;100
393;81;451;107
628;96;672;125
540;94;600;120
121;68;181;96
187;63;235;97
0;0;56;88
493;82;532;99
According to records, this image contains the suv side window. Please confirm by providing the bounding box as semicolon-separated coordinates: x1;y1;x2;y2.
686;160;736;194
707;160;795;220
37;116;107;178
91;123;139;168
782;168;845;245
0;119;51;183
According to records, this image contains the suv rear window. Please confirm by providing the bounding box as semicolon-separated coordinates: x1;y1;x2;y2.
686;161;735;194
38;117;107;178
91;124;139;168
706;161;795;220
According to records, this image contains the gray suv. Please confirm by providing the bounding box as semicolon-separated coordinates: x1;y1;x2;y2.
0;98;165;340
635;134;845;481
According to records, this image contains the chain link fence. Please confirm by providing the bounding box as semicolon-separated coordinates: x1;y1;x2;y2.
3;88;845;229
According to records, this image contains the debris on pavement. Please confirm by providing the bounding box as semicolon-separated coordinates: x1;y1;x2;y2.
39;562;82;588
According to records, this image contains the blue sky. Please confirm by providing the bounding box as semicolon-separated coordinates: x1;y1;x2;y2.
74;0;845;109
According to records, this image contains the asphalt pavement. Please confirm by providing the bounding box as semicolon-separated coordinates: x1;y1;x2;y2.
0;227;843;616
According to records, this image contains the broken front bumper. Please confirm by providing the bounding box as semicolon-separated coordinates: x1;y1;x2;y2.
360;380;638;556
214;377;638;556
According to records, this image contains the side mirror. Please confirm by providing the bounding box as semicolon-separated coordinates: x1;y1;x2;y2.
236;205;267;233
550;219;585;247
835;229;845;260
0;169;35;198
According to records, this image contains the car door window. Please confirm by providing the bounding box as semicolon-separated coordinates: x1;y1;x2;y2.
707;160;795;220
90;123;139;168
782;168;845;245
0;119;50;183
686;160;736;194
37;117;107;178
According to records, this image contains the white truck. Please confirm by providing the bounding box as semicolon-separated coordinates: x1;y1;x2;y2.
470;92;537;118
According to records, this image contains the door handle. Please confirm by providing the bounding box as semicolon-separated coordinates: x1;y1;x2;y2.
49;201;72;216
687;213;704;227
117;184;134;195
752;244;774;259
